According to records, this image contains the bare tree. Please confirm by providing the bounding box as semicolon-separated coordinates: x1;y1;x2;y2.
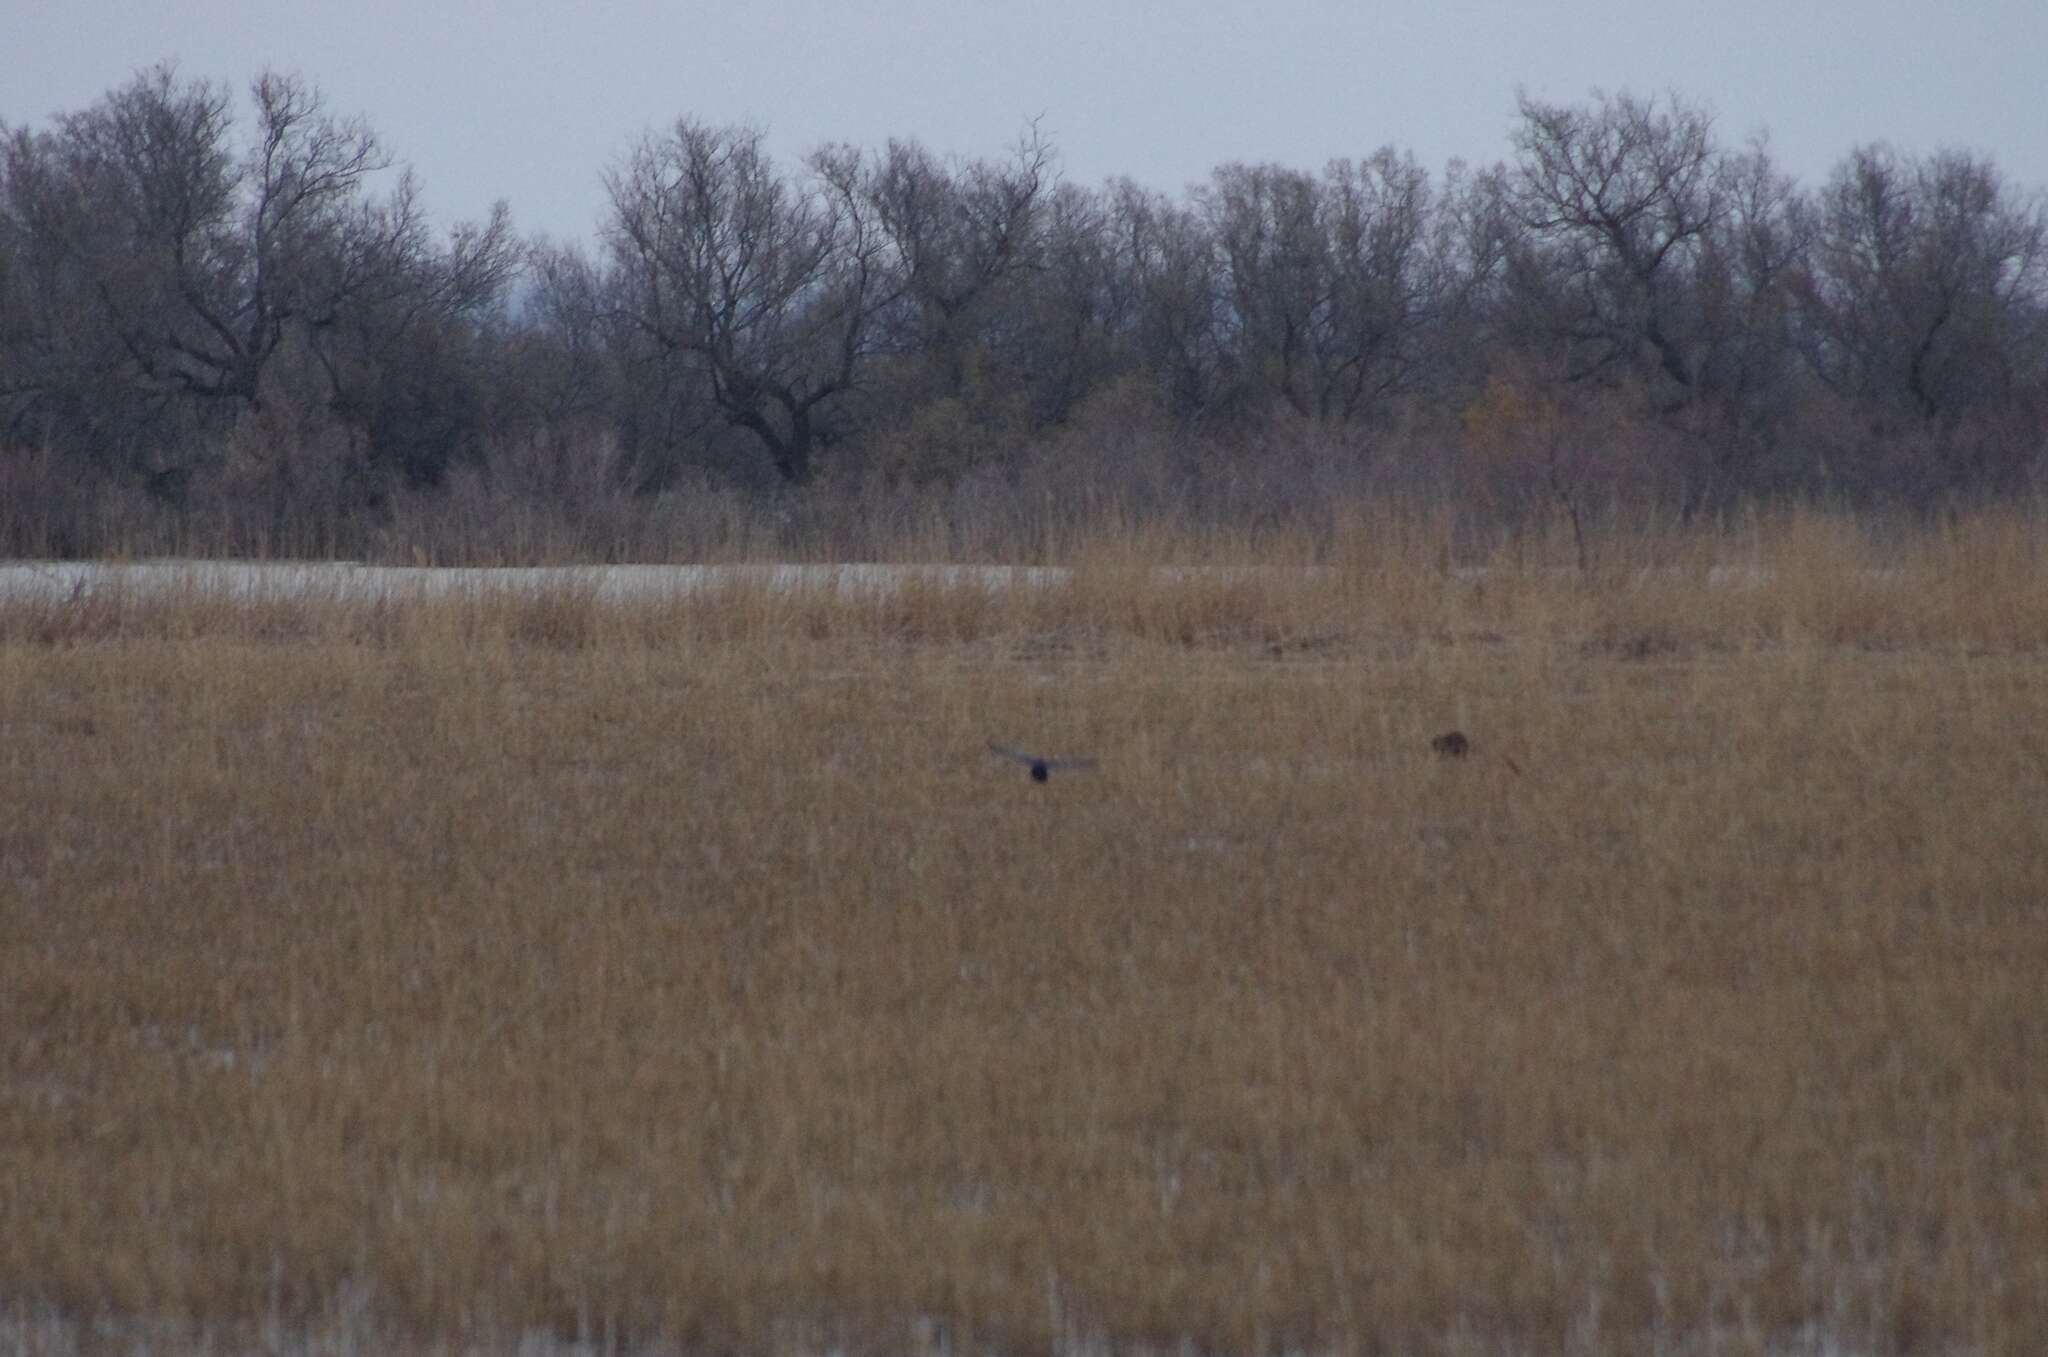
1318;148;1442;418
1799;145;2048;420
55;67;393;415
0;121;150;456
1406;158;1520;396
866;126;1055;400
1669;135;1813;502
1692;136;1809;403
1199;152;1449;423
1203;162;1328;416
0;64;521;525
517;240;622;431
1007;180;1120;424
603;122;905;484
1509;89;1729;402
1105;179;1226;418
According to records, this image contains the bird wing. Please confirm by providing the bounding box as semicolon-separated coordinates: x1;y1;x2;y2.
989;742;1097;770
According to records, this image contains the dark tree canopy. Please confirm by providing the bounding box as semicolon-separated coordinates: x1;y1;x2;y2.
3;69;2045;556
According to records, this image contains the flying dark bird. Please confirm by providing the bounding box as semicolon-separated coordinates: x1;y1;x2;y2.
989;742;1098;782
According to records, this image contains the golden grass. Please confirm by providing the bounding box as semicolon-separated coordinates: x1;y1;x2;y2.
4;511;2047;1355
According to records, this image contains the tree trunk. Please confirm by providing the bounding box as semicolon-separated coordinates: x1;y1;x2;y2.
776;406;815;484
728;400;815;485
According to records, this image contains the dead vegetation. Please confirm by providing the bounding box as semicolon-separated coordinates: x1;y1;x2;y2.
3;509;2046;1355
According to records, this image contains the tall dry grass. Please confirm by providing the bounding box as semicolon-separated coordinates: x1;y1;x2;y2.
3;510;2047;1355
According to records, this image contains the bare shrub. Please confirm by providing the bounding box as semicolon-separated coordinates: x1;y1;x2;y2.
0;447;105;558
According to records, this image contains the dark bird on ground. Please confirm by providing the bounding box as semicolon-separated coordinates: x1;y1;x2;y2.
989;742;1098;782
1432;729;1522;776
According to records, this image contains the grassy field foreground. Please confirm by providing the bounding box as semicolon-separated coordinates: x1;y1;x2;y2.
3;516;2048;1354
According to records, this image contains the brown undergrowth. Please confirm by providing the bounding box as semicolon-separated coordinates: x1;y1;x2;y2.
3;511;2046;1354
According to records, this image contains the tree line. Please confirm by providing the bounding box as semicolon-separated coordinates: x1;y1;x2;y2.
3;65;2046;557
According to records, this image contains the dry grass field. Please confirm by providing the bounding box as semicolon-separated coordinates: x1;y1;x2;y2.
3;511;2047;1355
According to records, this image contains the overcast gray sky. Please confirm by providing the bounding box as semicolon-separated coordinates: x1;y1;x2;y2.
6;1;2045;246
